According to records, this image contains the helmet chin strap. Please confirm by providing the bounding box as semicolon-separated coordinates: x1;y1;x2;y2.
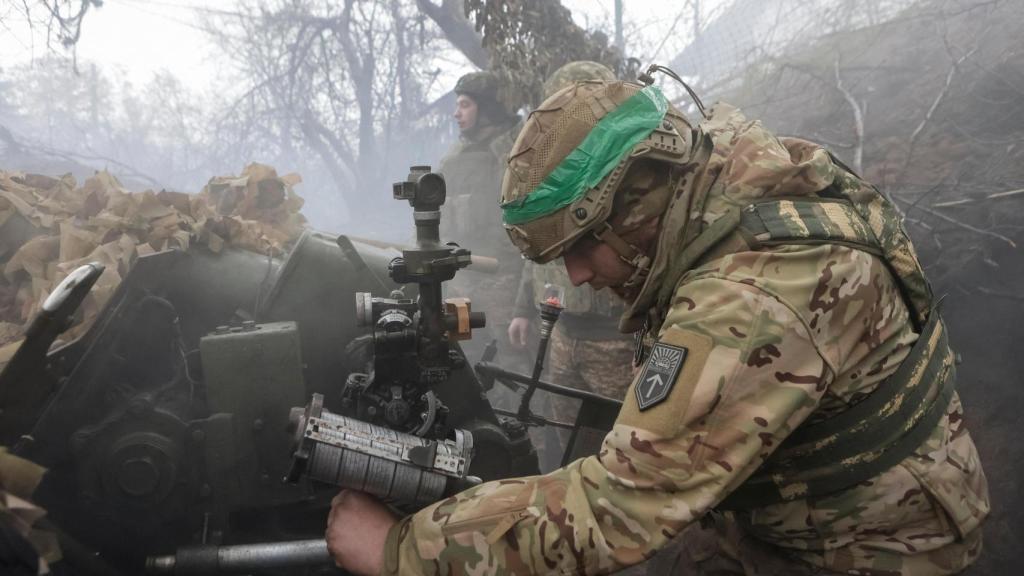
592;222;652;291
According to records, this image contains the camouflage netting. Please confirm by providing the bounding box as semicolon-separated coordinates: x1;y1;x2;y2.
464;0;624;111
0;163;307;361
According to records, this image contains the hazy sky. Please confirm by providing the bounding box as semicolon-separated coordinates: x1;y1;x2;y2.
1;0;718;92
1;0;214;86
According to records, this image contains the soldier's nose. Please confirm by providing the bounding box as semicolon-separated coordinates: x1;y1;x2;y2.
563;252;593;287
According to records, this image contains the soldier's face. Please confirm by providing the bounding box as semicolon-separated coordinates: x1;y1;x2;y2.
454;95;478;132
563;237;634;292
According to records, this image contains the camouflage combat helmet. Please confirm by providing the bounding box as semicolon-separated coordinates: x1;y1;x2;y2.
500;81;693;279
454;70;515;127
454;71;499;101
543;61;616;99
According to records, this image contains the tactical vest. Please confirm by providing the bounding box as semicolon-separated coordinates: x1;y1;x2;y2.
530;259;623;318
641;159;956;509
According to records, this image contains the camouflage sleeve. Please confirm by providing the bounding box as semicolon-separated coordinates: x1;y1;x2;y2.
381;261;841;575
512;261;536;319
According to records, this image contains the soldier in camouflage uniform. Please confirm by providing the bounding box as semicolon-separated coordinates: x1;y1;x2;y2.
327;79;989;575
439;70;520;253
438;71;523;367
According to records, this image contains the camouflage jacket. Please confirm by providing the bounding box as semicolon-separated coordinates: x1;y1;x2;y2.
440;120;520;265
382;105;989;575
439;120;524;333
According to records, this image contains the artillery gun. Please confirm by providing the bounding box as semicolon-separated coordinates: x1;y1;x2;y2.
0;167;619;575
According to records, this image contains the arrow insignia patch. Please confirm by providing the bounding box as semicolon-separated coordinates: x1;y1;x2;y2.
635;343;688;411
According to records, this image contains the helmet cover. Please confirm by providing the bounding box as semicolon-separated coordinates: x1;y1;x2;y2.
500;81;691;262
454;71;498;101
543;61;616;99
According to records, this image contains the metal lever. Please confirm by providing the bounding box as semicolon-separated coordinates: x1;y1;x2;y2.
0;262;105;445
516;285;565;419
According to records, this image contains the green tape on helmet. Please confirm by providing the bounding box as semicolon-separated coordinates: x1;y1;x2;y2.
502;85;669;226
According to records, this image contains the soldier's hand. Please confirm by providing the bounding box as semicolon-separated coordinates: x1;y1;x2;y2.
508;317;531;347
326;489;397;576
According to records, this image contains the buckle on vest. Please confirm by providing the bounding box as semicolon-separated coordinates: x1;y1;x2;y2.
632;320;650;367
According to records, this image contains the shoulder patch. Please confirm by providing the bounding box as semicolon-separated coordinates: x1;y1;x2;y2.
616;327;712;435
635;343;688;410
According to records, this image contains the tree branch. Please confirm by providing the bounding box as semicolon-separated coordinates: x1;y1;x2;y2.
899;34;981;183
976;286;1024;302
833;56;864;174
932;187;1024;208
23;139;164;188
897;197;1017;248
415;0;487;68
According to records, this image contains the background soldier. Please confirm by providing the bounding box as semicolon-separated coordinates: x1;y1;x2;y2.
438;71;523;368
327;79;989;575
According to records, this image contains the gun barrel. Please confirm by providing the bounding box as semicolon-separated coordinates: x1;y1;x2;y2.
146;539;331;574
467;255;499;274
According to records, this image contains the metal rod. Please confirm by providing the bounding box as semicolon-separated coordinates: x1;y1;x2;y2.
516;302;564;419
615;0;624;50
475;362;622;409
491;407;576;430
146;539;331;574
561;415;583;467
516;329;552;418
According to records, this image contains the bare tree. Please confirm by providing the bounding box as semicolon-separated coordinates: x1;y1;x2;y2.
204;0;453;222
38;0;100;48
703;0;1020;294
0;58;214;189
415;0;487;68
2;1;101;53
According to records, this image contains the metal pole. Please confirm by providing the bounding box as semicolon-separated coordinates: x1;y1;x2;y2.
692;0;701;42
146;539;332;574
516;301;562;419
477;361;621;409
615;0;625;50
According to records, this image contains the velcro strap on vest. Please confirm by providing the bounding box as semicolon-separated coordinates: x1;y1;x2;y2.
739;197;883;255
720;308;955;509
655;197;883;322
